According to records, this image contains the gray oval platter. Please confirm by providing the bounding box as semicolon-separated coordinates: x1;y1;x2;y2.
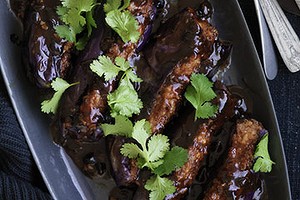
0;0;291;199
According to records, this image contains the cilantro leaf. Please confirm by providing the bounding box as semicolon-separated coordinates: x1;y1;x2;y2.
41;78;78;114
145;175;176;200
115;57;142;83
184;73;218;120
56;0;98;49
66;8;86;33
121;143;143;159
86;11;97;36
103;0;133;41
108;80;143;117
101;115;133;137
115;56;131;72
104;0;122;13
104;0;130;12
90;56;121;81
90;55;143;117
119;119;188;200
90;56;142;83
147;135;170;162
121;119;169;170
57;6;68;21
253;133;275;173
105;10;140;43
118;120;151;163
72;0;95;12
75;34;90;51
195;102;218;119
154;146;188;176
55;25;76;42
131;119;151;150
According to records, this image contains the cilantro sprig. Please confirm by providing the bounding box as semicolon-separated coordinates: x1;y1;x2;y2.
55;0;98;50
145;175;176;200
103;0;140;43
41;78;78;114
120;120;170;170
101;115;133;137
184;73;218;120
101;119;188;200
253;133;275;173
90;56;143;117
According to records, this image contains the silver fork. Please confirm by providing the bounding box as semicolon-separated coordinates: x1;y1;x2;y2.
258;0;300;73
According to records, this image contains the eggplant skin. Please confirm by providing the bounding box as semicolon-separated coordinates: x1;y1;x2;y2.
22;0;73;88
203;119;264;200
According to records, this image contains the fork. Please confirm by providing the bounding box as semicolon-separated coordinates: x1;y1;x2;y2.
258;0;300;72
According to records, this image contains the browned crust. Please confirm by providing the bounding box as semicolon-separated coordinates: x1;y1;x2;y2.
166;90;239;200
147;55;201;133
64;0;155;140
147;13;219;134
203;119;263;200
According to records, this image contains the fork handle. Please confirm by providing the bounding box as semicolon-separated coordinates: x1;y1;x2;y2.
259;0;300;72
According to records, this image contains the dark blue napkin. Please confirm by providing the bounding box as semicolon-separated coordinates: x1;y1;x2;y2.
0;0;299;199
0;76;51;199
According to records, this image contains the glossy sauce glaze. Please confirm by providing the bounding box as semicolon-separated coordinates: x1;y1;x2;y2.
19;0;73;88
10;0;267;199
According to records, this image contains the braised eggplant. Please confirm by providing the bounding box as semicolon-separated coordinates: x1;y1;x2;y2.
22;0;73;88
14;0;272;199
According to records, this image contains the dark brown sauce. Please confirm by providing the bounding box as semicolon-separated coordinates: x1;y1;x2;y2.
15;0;73;88
10;0;266;199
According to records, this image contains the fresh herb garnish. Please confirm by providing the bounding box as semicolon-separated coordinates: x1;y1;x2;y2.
253;133;275;173
120;119;170;170
55;0;98;50
101;114;133;137
103;0;140;43
103;0;130;13
107;79;143;117
118;119;188;200
145;175;176;200
101;118;188;199
184;73;218;119
153;146;188;176
90;56;143;117
41;78;78;114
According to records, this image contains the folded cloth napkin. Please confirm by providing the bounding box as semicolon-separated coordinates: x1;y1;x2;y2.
0;76;51;199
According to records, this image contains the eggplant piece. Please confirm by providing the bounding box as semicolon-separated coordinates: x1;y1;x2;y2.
186;121;235;200
203;119;265;200
53;0;156;179
142;8;216;84
50;6;113;178
55;0;156;143
61;0;156;141
131;83;242;200
147;54;201;134
146;8;228;134
22;0;73;88
109;137;139;186
110;7;232;187
137;8;232;121
53;6;108;143
164;85;240;200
